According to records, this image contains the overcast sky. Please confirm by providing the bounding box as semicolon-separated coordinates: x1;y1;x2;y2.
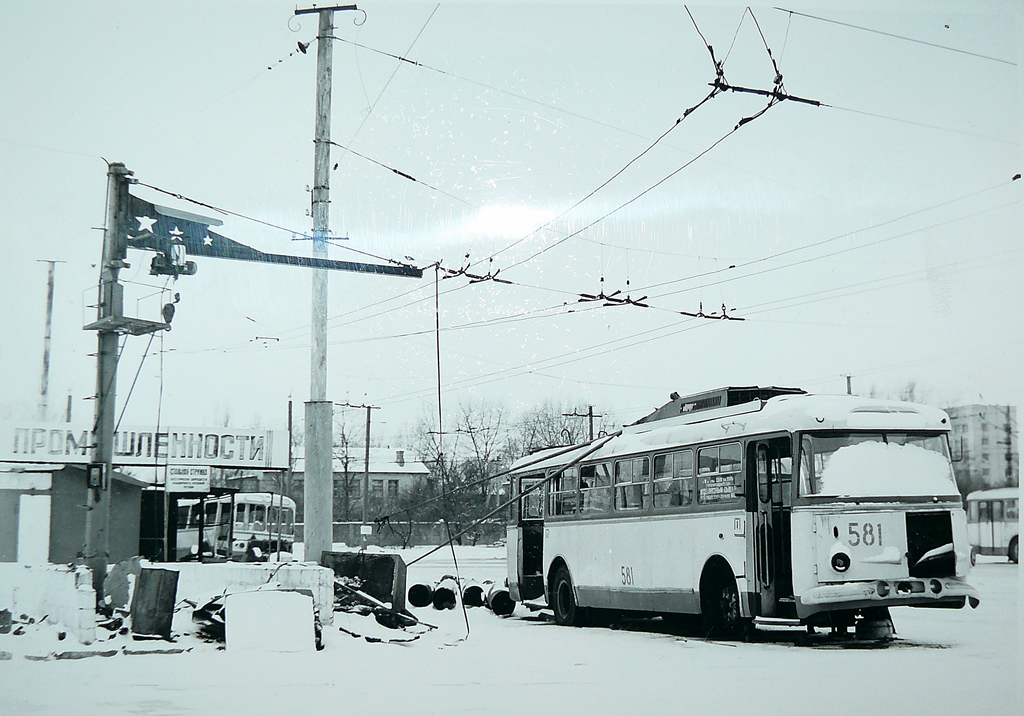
0;1;1020;447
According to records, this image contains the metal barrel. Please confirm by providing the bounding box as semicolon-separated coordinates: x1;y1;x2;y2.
461;581;485;607
431;576;459;610
407;583;434;608
485;581;515;617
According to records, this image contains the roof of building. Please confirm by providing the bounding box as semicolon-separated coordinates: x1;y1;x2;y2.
0;463;150;488
966;486;1019;500
291;447;429;477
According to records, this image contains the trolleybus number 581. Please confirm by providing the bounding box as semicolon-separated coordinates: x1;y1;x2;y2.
621;566;634;586
848;522;883;547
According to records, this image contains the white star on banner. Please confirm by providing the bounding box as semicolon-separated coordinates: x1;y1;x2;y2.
169;227;184;242
203;235;213;246
136;216;157;233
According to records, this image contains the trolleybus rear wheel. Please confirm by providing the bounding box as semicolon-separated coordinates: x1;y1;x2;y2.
701;570;748;639
552;565;583;626
1009;537;1018;564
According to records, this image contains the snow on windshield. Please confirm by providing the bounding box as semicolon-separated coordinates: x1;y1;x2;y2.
816;441;956;497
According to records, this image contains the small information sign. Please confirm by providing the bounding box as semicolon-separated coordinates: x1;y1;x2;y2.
167;465;211;493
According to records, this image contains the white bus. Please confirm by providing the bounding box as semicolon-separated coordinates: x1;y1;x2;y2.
507;387;979;637
176;492;296;561
965;487;1019;564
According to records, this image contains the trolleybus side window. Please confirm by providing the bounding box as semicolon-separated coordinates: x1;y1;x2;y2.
654;450;693;508
697;442;742;505
251;504;266;531
1007;499;1019;521
235;503;247;527
548;466;579;516
615;457;650;511
580;463;612;514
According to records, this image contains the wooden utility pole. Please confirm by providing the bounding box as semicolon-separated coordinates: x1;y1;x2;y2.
563;405;602;442
85;163;130;595
83;162;170;593
336;401;378;535
37;260;65;421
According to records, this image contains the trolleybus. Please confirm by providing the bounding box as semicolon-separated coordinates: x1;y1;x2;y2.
965;487;1018;564
176;492;295;561
506;387;979;636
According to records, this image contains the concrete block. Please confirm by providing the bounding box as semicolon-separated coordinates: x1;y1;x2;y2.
225;590;316;652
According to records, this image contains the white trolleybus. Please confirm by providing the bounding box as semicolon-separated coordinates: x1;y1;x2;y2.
176;492;296;561
507;387;979;637
965;487;1018;564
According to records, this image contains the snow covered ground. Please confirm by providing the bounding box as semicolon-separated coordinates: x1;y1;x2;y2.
1;547;1019;715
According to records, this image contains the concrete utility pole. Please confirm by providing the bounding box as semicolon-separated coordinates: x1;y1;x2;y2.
296;4;360;564
37;260;64;421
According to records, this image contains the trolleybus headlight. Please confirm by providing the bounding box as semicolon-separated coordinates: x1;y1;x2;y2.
830;551;851;573
929;579;942;594
877;581;890;597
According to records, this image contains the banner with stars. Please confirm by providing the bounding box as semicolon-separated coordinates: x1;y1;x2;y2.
125;194;421;278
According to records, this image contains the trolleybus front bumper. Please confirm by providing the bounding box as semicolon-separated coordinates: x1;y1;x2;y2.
797;577;979;617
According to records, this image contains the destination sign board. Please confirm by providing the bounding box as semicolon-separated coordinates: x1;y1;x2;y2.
166;465;211;492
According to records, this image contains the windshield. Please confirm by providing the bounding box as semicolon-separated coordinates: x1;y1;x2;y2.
799;432;956;498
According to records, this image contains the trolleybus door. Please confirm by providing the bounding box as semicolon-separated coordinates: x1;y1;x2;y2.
513;476;546;601
751;442;777;615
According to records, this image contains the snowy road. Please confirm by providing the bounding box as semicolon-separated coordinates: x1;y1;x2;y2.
0;547;1018;715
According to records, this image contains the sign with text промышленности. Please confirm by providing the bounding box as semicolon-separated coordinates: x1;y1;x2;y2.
166;465;211;493
0;423;288;469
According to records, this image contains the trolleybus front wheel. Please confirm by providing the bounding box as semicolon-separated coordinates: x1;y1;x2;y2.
1009;537;1018;564
552;565;584;627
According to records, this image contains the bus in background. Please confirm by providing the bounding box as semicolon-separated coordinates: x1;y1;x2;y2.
176;492;296;561
507;386;979;639
966;487;1019;564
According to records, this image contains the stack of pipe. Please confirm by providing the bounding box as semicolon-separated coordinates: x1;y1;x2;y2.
461;580;485;608
407;582;434;608
430;576;459;610
406;576;515;616
483;580;515;616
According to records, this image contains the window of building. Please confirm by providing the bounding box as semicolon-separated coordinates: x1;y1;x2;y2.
981;436;989;445
387;479;400;501
372;479;384;498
